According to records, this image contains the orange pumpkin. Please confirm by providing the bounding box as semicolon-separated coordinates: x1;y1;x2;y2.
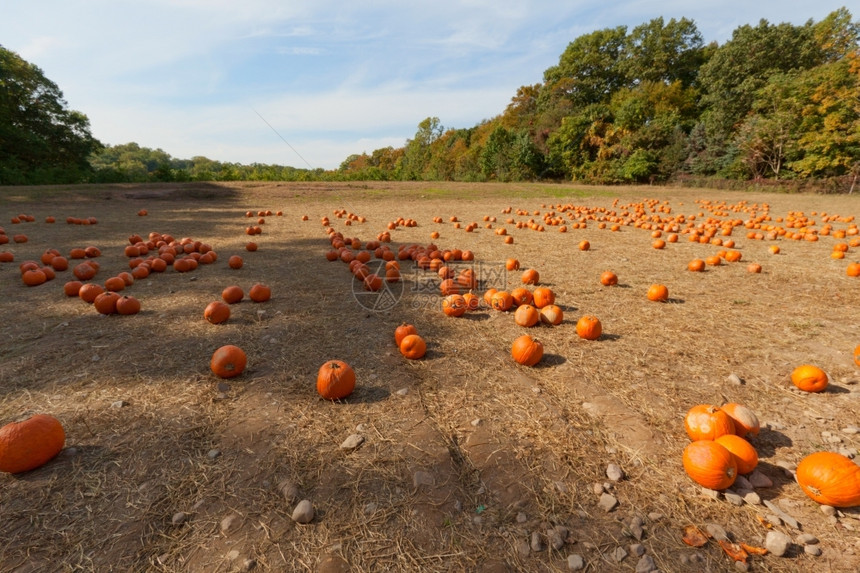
505;258;520;271
116;295;141;315
578;240;590;251
790;364;829;393
395;323;418;346
715;434;759;475
600;271;618;286
747;263;762;273
539;305;563;326
316;360;356;400
647;284;669;302
682;440;738;490
228;255;243;269
511;335;543;366
462;291;481;311
211;345;247;379
796;451;860;507
575;315;602;340
532;287;555;309
854;344;860;368
249;283;271;302
399;334;427;360
93;291;121;315
442;294;467;317
490;291;514;312
0;414;65;473
221;285;244;304
688;259;705;272
684;404;735;441
719;403;760;438
521;269;539;285
514;304;540;327
204;301;231;324
510;287;533;307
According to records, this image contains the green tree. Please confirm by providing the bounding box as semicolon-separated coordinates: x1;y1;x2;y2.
400;117;442;180
0;45;101;184
621;17;707;87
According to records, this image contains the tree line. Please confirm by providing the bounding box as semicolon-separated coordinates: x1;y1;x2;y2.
1;9;858;189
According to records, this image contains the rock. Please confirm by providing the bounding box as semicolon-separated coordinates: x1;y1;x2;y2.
340;434;364;450
207;449;222;460
765;531;792;557
567;554;585;571
530;531;545;552
724;491;744;506
733;475;753;490
292;500;314;524
470;418;482;426
110;400;129;409
630;543;646;557
774;460;797;477
363;502;378;515
598;493;618;512
413;471;435;488
701;487;720;500
515;539;530;558
804;545;822;556
220;513;241;533
592;483;605;495
734;561;750;571
704;523;728;542
727;373;743;385
820;504;837;517
280;479;300;503
742;491;761;505
171;512;187;526
629;523;644;541
549;527;567;550
242;558;257;571
395;388;409;396
612;546;628;562
842;426;860;435
318;553;350;573
796;533;819;545
635;554;657;573
216;382;231;392
226;550;240;561
748;470;773;488
606;463;624;482
648;512;664;522
763;500;800;530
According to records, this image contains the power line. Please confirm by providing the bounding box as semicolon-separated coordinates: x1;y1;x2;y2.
252;108;315;170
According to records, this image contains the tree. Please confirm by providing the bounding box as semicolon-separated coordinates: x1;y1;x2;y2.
400;117;443;180
620;17;707;87
0;45;101;184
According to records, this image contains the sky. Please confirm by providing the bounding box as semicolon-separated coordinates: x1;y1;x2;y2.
1;1;853;170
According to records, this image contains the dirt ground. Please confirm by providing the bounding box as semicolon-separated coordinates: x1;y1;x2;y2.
0;181;859;572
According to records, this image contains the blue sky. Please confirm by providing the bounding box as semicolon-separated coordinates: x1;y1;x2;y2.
2;1;852;170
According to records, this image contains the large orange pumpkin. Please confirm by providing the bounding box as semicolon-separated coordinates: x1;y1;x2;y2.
399;334;427;360
575;315;602;340
684;404;735;441
715;434;759;475
790;364;829;393
210;345;247;378
796;451;860;507
682;440;738;490
532;287;555;309
442;294;467;317
317;360;356;400
0;414;65;474
511;335;543;366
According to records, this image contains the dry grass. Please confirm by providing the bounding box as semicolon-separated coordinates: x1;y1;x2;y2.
1;181;859;572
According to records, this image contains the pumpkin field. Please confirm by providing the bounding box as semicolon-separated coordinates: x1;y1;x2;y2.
1;181;859;573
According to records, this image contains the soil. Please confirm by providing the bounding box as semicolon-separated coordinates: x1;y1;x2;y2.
0;181;859;572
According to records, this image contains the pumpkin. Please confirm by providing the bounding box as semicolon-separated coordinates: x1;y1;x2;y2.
394;323;418;346
440;278;460;296
462;291;481;311
228;255;243;269
0;414;65;474
490;291;514;311
222;285;244;304
514;304;540;327
521;269;540;285
399;334;427;360
204;301;231;324
688;259;705;272
539;305;563;325
715;434;759;475
63;280;83;297
854;344;860;368
210;345;247;379
719;403;760;438
747;263;762;273
511;334;543;366
796;451;860;507
682;440;738;490
116;295;141;315
317;360;356;400
505;258;520;271
93;291;121;314
848;262;860;277
790;364;829;393
510;287;533;307
532;287;555;309
578;240;590;251
442;294;467;317
249;283;271;302
575;315;602;340
483;288;498;306
78;283;105;303
21;269;47;286
647;284;669;302
104;276;126;292
600;271;618;286
684;404;735;441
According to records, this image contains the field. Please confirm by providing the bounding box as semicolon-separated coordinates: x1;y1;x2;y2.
1;181;859;573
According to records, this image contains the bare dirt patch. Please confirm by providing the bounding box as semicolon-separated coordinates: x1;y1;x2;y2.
1;181;859;572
